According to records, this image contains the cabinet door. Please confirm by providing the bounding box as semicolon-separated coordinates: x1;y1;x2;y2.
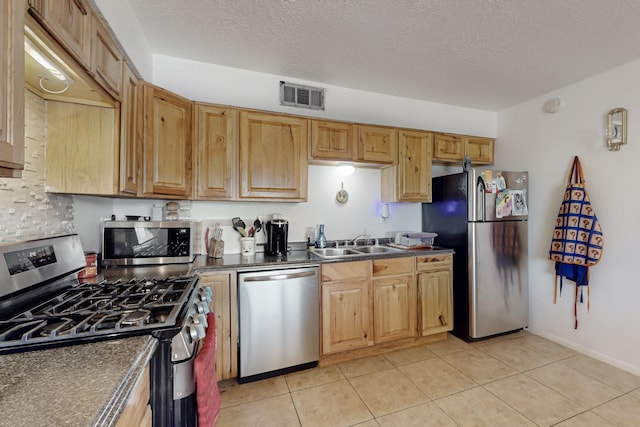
464;136;494;165
119;63;141;195
418;270;453;336
200;272;237;380
433;133;464;162
373;274;416;343
90;12;123;99
29;0;91;68
115;364;151;427
0;0;25;176
357;125;397;164
322;280;372;354
381;130;432;202
239;111;307;200
194;105;237;200
142;83;193;198
310;120;356;161
46;101;118;194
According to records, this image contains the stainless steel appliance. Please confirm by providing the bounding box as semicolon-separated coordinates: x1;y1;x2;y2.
101;220;196;266
422;169;529;341
238;266;319;382
265;218;289;256
0;234;213;426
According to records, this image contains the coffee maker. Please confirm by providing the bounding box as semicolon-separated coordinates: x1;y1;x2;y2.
265;218;289;256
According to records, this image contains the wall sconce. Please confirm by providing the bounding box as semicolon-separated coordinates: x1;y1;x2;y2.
606;108;627;151
381;203;390;219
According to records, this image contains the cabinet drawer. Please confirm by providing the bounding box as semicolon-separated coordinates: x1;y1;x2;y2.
372;257;413;277
321;261;370;282
415;254;452;272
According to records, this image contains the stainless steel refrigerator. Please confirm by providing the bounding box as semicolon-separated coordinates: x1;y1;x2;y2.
422;169;529;341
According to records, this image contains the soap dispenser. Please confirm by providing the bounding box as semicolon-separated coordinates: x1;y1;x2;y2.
317;224;327;248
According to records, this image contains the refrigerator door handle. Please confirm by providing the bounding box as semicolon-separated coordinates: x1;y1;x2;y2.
477;178;486;222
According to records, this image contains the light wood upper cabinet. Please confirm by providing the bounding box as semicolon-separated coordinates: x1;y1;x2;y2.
0;0;25;177
433;133;464;162
119;62;141;195
464;136;494;165
433;133;494;165
141;83;193;199
357;125;397;164
199;271;238;381
29;0;91;68
310;119;356;161
372;257;416;343
239;111;308;201
381;129;432;202
46;101;119;195
321;261;373;355
194;104;237;200
90;11;123;99
416;254;453;336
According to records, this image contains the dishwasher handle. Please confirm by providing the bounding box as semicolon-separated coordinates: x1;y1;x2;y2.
243;270;316;282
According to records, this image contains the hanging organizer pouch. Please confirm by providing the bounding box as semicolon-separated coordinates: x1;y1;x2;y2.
549;156;604;329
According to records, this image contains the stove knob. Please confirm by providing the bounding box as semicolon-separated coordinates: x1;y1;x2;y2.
199;286;213;303
194;300;211;315
202;286;213;302
197;312;208;328
187;320;199;342
194;322;206;340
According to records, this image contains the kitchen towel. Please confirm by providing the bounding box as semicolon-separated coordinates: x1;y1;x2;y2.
195;313;221;427
549;156;604;328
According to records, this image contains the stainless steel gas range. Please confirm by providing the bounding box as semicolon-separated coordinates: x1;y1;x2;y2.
0;234;213;426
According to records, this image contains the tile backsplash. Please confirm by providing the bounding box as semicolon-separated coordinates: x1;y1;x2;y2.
0;90;74;243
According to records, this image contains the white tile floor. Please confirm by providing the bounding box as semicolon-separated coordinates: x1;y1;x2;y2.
216;332;640;426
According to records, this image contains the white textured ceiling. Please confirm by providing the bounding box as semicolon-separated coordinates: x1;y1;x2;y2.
126;0;640;111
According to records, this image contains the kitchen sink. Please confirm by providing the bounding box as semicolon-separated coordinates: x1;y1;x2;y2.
309;245;404;258
309;248;363;258
353;245;402;254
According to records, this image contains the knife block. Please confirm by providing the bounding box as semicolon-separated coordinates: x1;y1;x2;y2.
208;239;224;258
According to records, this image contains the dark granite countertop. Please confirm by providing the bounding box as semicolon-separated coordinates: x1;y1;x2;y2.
190;245;454;273
0;335;157;427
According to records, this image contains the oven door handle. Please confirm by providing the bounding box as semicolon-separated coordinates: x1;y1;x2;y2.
243;270;315;282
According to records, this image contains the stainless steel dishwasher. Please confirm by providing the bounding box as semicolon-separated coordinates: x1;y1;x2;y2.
238;265;319;383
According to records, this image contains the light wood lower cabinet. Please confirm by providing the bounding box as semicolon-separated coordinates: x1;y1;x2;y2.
321;261;372;355
372;257;416;343
416;254;453;336
199;271;238;380
321;254;453;358
115;364;151;427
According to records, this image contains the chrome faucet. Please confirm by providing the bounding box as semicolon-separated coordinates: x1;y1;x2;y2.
347;234;368;246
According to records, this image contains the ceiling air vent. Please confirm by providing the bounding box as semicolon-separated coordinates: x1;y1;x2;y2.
280;81;325;110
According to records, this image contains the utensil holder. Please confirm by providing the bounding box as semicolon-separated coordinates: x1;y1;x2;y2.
208;238;224;258
240;237;256;257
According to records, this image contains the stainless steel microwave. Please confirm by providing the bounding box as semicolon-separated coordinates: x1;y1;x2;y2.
101;221;196;266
